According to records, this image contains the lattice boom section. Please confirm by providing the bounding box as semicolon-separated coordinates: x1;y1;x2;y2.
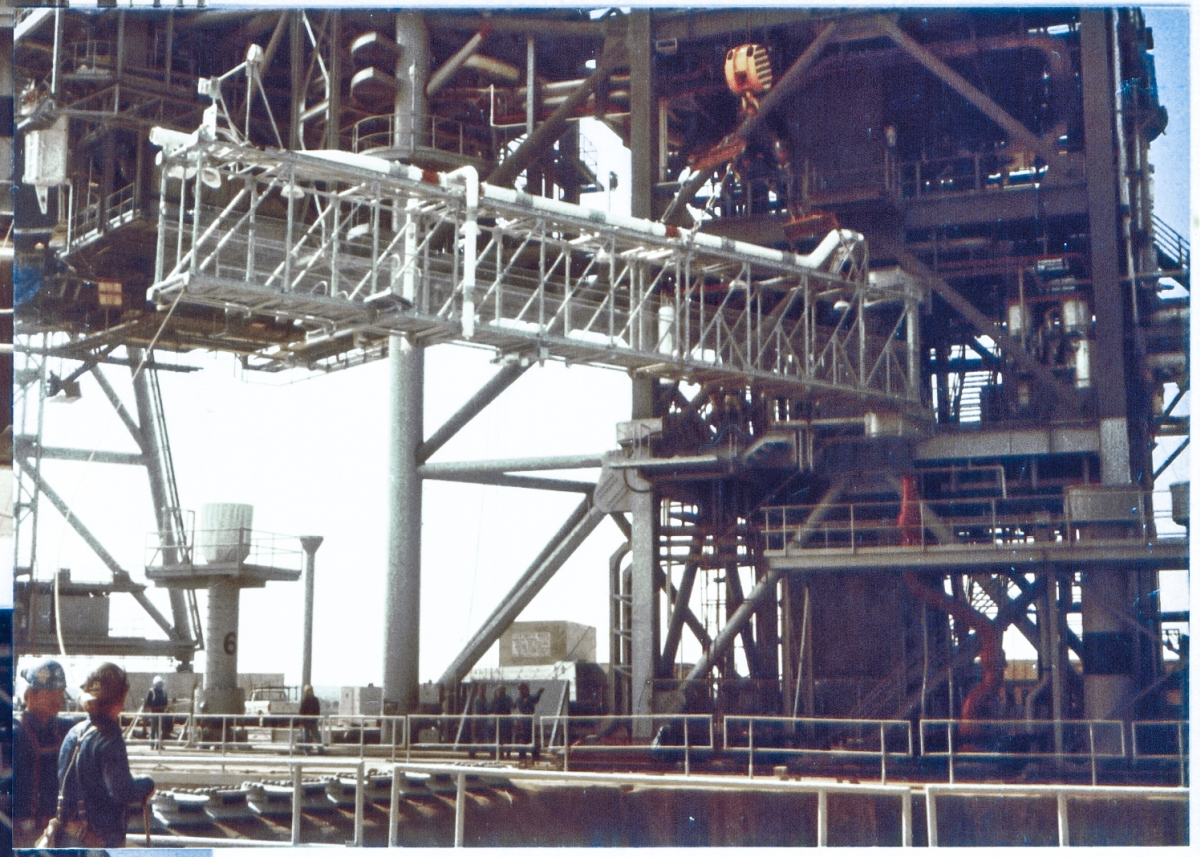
150;132;922;406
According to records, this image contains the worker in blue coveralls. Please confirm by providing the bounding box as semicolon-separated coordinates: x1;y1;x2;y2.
12;658;73;847
57;662;156;847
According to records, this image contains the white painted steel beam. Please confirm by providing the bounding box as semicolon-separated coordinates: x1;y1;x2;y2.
146;127;924;412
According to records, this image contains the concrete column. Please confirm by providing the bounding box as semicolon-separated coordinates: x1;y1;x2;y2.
204;579;244;714
382;334;423;715
1080;568;1135;728
299;536;324;690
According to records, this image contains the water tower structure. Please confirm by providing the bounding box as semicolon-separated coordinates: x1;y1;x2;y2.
146;503;304;714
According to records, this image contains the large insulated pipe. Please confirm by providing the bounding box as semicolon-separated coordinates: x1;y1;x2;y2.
445;166;479;338
299;536;324;690
426;24;492;98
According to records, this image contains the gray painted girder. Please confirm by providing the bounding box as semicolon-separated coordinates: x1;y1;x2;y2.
416;361;529;463
438;497;606;688
18;457;179;640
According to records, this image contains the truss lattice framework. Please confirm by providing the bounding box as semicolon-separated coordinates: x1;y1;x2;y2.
147;125;924;407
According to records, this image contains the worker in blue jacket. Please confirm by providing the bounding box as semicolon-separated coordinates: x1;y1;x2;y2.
57;662;156;847
12;658;73;847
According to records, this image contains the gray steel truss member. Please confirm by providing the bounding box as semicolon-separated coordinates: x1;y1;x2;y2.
438;497;607;688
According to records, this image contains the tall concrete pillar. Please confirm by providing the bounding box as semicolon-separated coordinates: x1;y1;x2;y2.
204;579;243;714
382;334;423;715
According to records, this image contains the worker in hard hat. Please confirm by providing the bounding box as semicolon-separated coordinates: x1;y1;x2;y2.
56;662;155;847
144;675;171;748
12;658;73;847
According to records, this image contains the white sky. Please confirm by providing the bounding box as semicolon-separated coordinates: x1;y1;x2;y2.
8;6;1193;695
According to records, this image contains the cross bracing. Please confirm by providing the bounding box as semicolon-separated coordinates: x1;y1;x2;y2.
146;124;924;410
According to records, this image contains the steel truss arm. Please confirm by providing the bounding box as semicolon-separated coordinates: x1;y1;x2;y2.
420;472;595;493
417;361;530;462
437;497;607;687
875;16;1060;163
683;480;847;685
129;350;198;649
148;134;922;406
17;459;179;640
660;553;701;668
487;36;629;187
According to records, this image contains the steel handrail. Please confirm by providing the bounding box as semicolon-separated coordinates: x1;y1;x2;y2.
723;715;913;783
923;782;1188;847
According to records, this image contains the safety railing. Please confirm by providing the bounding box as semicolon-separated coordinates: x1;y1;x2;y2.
1131;720;1189;786
66;39;119;75
389;761;913;848
761;493;1161;556
723;716;912;783
923;782;1188;848
898;151;1048;199
122;711;409;758
69;181;140;247
144;526;305;572
404;713;539;762
118;750;1188;847
539;714;715;774
920;719;1125;785
352;113;494;162
802;156;899;206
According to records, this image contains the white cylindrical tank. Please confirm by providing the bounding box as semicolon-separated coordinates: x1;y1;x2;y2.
197;503;254;564
1007;302;1031;340
1073;339;1091;388
1062;297;1090;336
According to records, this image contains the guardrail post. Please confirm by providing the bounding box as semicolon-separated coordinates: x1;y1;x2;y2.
221;716;228;756
748;719;755;778
405;716;411;763
354;760;365;847
901;788;913;847
291;762;303;845
946;722;954;785
1056;791;1069;847
289;716;296;756
1088;722;1097;786
1179;721;1187;787
564;717;570;772
816;788;828;846
389;765;401;847
684;718;690;777
880;722;887;784
454;771;467;847
925;787;939;847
